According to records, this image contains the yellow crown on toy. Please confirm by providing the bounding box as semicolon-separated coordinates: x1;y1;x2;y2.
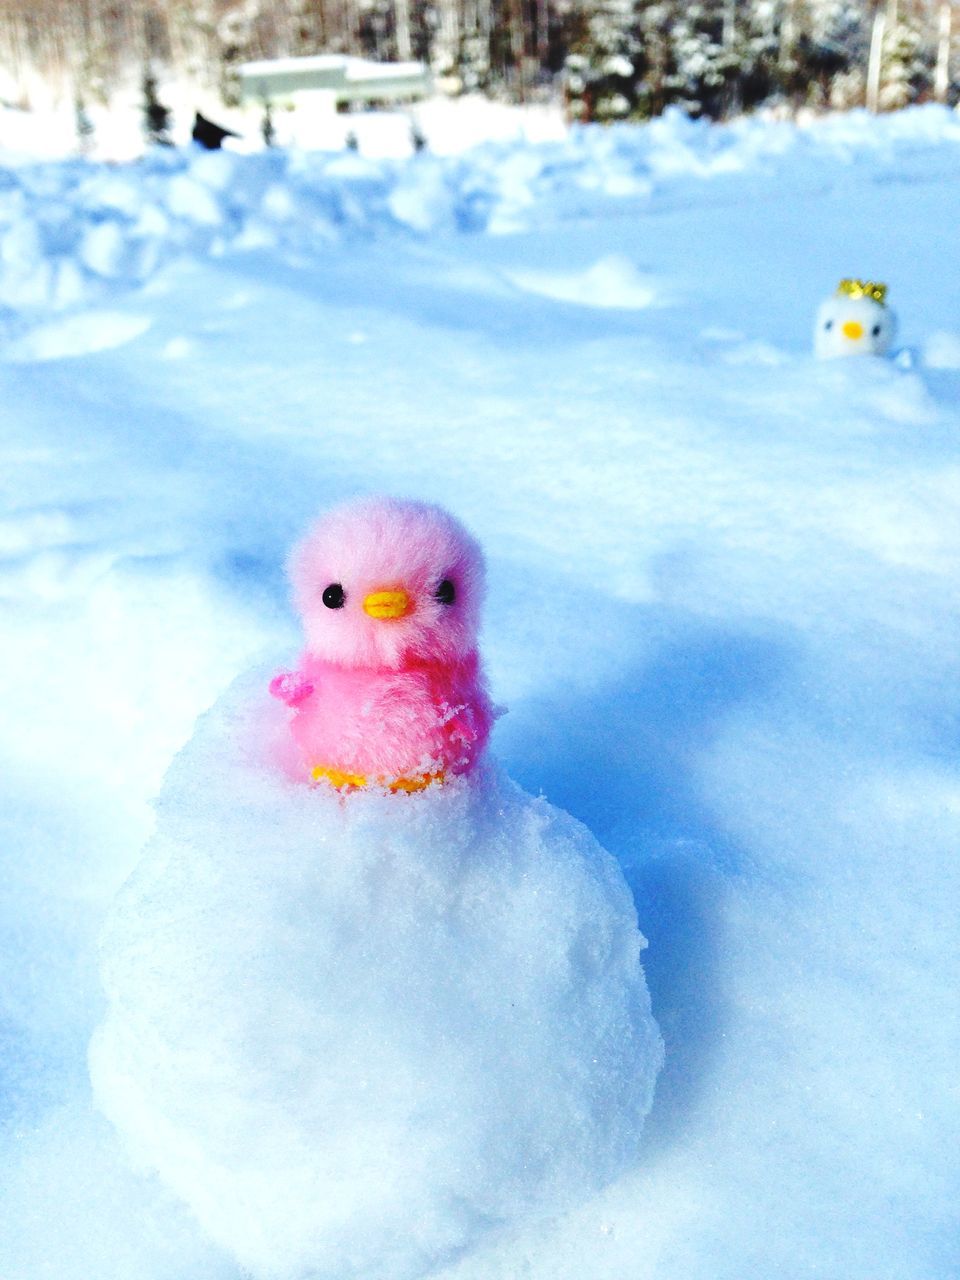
836;279;888;305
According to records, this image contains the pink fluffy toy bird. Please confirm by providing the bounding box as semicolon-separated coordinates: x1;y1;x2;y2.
270;496;496;792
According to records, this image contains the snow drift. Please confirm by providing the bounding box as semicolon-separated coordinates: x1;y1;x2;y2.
3;104;960;322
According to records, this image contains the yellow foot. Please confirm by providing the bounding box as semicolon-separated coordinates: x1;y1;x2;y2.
310;765;445;794
311;765;367;790
388;771;445;794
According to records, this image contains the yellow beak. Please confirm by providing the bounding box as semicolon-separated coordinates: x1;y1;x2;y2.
363;589;411;620
842;320;864;341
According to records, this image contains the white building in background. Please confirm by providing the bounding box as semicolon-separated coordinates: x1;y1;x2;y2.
236;55;432;110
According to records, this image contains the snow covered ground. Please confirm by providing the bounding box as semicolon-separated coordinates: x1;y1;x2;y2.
2;103;960;1279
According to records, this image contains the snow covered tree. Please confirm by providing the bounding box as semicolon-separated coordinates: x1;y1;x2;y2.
803;0;869;108
662;1;741;118
561;0;644;121
880;14;933;108
634;2;680;117
583;0;642;117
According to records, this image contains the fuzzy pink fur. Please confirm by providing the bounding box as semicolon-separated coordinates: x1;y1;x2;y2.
272;496;494;784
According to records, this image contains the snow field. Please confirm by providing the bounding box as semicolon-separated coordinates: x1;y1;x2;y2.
1;101;959;1280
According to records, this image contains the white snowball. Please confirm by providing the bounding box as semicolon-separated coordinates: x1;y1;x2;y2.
261;183;297;222
85;176;143;216
164;175;223;227
0;216;41;271
51;257;86;308
923;329;960;370
189;150;237;193
90;672;662;1280
133;203;172;239
388;161;451;233
78;220;127;278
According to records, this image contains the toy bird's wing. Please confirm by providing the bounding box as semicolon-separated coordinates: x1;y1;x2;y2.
269;670;315;707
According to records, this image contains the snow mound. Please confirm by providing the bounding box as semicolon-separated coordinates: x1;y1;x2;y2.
506;255;660;309
90;673;663;1280
3;310;150;362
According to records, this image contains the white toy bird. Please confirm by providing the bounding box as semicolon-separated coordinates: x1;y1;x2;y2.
814;279;896;360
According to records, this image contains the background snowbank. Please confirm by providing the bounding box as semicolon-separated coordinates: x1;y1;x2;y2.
3;105;960;321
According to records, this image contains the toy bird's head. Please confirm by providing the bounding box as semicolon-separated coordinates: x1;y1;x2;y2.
814;279;896;360
289;496;486;671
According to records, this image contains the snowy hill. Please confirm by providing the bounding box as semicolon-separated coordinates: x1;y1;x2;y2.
1;104;959;1280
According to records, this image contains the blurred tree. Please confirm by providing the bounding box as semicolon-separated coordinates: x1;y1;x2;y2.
663;4;724;117
881;12;933;106
802;0;869;109
74;93;95;150
261;96;276;143
933;0;951;99
142;67;173;143
560;0;645;120
0;0;951;126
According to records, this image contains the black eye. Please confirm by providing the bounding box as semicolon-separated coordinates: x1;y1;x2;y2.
824;320;833;330
435;579;456;605
322;583;345;609
872;324;881;336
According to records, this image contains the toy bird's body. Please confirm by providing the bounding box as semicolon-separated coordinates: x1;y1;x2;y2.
275;651;492;789
270;496;494;791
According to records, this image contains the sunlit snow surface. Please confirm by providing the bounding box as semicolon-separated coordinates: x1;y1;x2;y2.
2;104;960;1280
